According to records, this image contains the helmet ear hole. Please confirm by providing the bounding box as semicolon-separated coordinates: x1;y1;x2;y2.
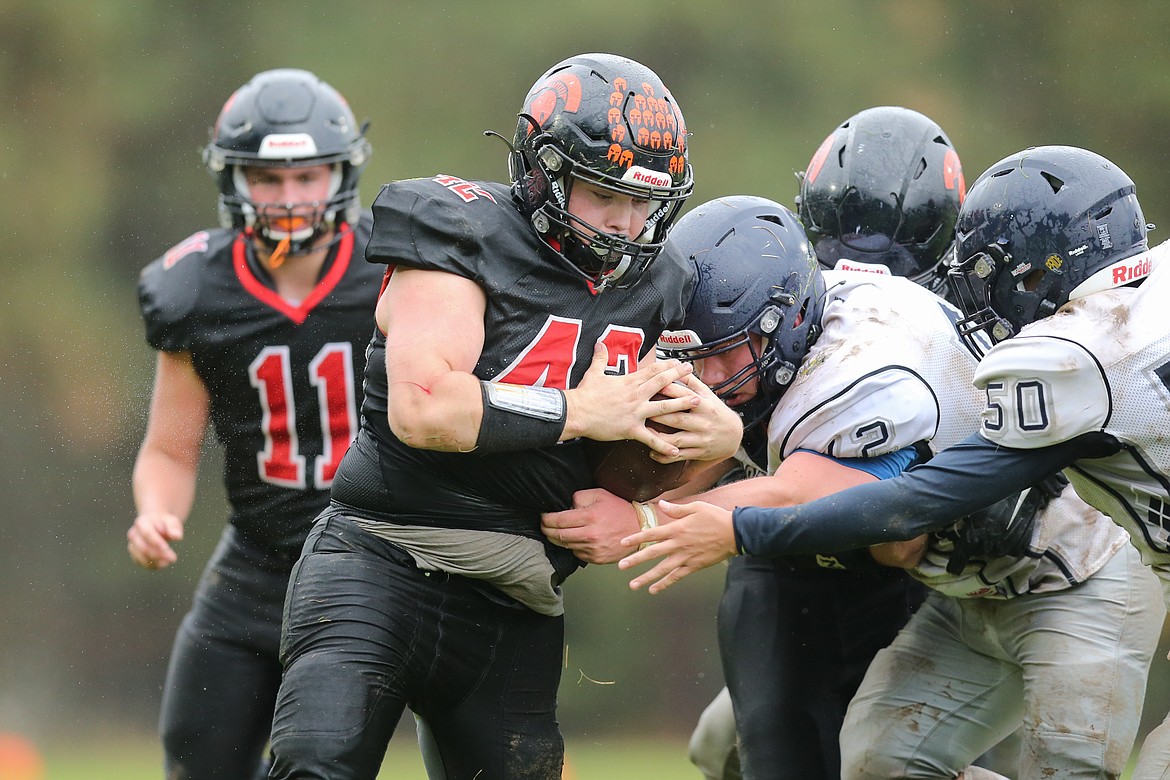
1019;268;1046;293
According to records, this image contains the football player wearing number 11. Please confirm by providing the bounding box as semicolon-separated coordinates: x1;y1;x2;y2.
621;145;1170;779
128;70;382;779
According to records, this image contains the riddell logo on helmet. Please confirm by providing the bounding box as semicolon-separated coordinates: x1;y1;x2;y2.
259;133;318;158
1112;253;1151;285
833;259;891;275
657;329;702;349
1069;249;1158;299
624;166;672;189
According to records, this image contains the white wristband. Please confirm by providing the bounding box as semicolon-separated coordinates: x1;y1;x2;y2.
632;501;658;550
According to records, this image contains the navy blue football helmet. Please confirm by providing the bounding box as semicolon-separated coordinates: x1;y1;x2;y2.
658;196;824;432
948;145;1150;355
203;69;371;254
797;106;964;295
508;53;694;292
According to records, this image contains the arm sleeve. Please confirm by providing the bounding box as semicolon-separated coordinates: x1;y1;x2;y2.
733;431;1113;557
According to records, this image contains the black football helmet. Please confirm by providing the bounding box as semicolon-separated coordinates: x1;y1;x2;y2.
796;106;965;295
657;196;825;433
507;53;694;292
948;145;1150;356
203;68;371;254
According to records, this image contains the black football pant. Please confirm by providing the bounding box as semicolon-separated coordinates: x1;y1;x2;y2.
718;556;925;780
159;526;292;780
269;513;565;780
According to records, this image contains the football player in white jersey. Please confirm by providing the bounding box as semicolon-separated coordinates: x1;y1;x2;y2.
622;147;1170;778
546;193;1162;779
686;106;969;780
661;106;1156;780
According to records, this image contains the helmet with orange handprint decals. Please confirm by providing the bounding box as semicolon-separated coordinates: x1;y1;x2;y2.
508;53;693;291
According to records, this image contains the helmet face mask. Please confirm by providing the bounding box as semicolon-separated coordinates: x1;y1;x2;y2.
657;196;824;433
225;163;343;246
510;54;694;291
204;68;371;255
947;244;1014;356
798;106;964;292
947;145;1150;357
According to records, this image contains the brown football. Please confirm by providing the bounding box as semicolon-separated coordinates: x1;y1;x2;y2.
583;394;690;502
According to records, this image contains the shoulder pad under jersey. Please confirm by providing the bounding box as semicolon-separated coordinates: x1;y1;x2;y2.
769;368;940;461
366;175;519;282
974;334;1109;448
137;229;231;352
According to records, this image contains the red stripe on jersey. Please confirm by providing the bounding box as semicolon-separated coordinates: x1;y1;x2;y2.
232;227;355;324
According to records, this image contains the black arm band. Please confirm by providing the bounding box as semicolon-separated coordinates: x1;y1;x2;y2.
475;381;567;453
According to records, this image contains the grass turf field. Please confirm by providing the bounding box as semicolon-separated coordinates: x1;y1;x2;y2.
31;731;700;779
27;732;1153;779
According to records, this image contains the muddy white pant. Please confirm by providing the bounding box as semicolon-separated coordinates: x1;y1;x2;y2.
841;543;1164;779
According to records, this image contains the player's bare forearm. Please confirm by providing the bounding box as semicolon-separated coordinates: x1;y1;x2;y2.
658;458;739;499
386;369;485;451
130;350;208;569
129;448;197;569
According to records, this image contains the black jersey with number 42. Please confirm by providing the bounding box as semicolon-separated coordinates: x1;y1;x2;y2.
329;175;693;538
137;217;381;555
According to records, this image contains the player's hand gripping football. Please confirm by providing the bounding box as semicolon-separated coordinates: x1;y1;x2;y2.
542;488;640;564
618;499;737;593
127;511;184;570
566;342;699;459
645;372;742;464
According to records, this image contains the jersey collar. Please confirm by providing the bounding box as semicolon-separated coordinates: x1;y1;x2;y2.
232;226;354;324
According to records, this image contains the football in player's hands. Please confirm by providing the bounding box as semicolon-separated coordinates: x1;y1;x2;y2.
583;393;690;502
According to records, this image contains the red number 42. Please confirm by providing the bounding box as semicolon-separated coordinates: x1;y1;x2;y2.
249;343;357;489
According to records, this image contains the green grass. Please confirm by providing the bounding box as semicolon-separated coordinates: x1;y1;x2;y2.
34;730;1155;779
21;729;1157;779
37;731;699;779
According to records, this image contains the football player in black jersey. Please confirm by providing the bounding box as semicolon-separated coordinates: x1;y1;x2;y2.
266;53;742;780
127;69;382;780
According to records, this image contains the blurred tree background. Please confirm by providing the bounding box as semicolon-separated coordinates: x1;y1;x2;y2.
4;0;1170;763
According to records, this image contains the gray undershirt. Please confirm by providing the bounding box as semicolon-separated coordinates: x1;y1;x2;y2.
349;518;565;616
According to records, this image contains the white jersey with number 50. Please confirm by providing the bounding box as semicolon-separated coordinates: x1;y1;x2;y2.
975;252;1170;591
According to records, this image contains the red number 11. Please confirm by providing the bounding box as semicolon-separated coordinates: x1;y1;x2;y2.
249;342;357;489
